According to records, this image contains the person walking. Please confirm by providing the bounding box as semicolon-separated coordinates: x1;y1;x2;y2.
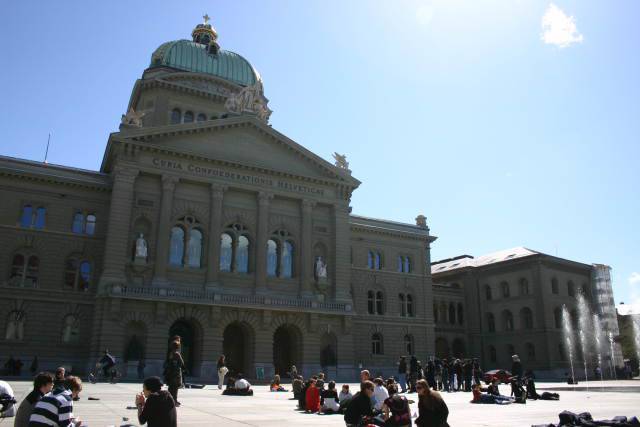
472;359;482;386
135;376;177;427
415;379;449;427
442;360;450;392
397;356;408;393
409;356;418;393
14;372;54;427
164;341;185;407
216;355;228;390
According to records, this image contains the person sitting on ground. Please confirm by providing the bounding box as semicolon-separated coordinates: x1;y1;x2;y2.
382;391;411;427
487;379;501;396
52;367;66;392
373;377;389;411
509;378;527;404
292;375;304;400
338;384;353;413
270;374;287;392
0;379;17;419
387;383;398;398
222;374;253;396
135;376;177;427
470;384;513;405
318;372;326;382
344;381;376;427
415;379;449;427
305;379;321;413
320;381;340;414
316;379;325;392
234;374;252;392
29;376;83;427
14;372;54;427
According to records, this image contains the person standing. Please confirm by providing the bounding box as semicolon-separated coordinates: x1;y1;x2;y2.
135;376;177;427
29;357;39;377
409;356;418;393
14;372;53;427
472;359;482;386
397;356;408;393
164;341;185;407
216;355;228;390
137;359;146;380
442;359;450;392
511;355;523;381
415;379;449;427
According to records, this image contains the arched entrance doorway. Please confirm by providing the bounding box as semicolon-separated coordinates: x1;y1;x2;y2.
273;324;302;377
452;338;466;358
435;337;449;359
169;319;201;374
223;322;253;377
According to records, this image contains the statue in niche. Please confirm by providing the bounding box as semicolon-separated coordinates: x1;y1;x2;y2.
315;256;328;285
134;233;148;264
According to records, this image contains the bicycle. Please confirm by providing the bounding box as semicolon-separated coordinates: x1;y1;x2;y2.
88;362;120;384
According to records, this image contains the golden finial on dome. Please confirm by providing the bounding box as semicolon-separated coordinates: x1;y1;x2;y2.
192;14;219;53
203;14;210;25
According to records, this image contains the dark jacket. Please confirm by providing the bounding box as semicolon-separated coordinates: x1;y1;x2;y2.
415;392;449;427
344;392;374;425
398;358;407;374
511;361;523;378
14;389;43;427
138;390;177;427
163;352;185;386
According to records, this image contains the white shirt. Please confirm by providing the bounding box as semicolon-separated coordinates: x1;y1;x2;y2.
0;380;17;418
373;385;389;411
235;378;251;390
338;390;353;403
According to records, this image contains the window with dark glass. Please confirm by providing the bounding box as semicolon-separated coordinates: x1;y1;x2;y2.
64;257;92;291
170;108;182;124
404;334;413;354
399;294;406;317
448;303;456;324
485;285;492;300
375;291;384;315
526;343;536;360
554;307;562;329
520;307;533;329
407;294;414;317
72;212;84;234
501;281;510;298
487;313;496;332
367;290;375;314
62;315;80;344
520;278;529;296
183;111;194;123
9;253;39;287
196;113;207;122
372;333;383;355
503;310;514;331
20;205;46;229
368;251;374;269
568;280;575;297
551;278;559;294
457;303;464;325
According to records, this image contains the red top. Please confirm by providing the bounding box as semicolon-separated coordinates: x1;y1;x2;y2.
305;385;320;412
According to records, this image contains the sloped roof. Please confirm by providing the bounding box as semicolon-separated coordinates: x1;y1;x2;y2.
431;247;540;274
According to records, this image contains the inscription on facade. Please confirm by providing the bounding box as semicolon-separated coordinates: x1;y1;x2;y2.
151;158;325;196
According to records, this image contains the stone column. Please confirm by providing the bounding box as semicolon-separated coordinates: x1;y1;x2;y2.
255;191;272;294
206;184;226;288
98;165;139;292
152;175;178;286
300;199;316;297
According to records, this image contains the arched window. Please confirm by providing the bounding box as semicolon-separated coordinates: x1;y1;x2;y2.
85;214;96;235
407;294;414;317
267;239;278;277
183;111;194;123
169;227;185;266
568;280;575;297
397;256;404;272
196;113;207;122
551;278;559;294
448;303;456;324
64;257;92;291
526;342;536;360
397;256;411;273
169;216;204;268
433;303;439;324
485;285;492;300
62;315;80;344
220;233;233;272
367;251;374;269
372;333;383;355
404;334;414;354
5;310;25;341
457;303;464;325
20;205;46;229
489;345;497;363
236;235;249;273
374;252;382;270
72;212;84;234
367;291;375;314
502;310;514;331
501;281;510;298
375;291;384;315
187;229;203;268
554;307;562;329
487;313;496;332
170;108;182;124
520;307;533;329
9;253;39;287
399;294;406;317
519;278;529;296
267;229;295;278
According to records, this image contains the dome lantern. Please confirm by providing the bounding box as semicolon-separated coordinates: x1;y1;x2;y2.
191;14;219;54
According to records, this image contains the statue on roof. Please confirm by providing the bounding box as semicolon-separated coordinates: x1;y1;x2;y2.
332;152;349;170
120;108;145;128
224;80;272;123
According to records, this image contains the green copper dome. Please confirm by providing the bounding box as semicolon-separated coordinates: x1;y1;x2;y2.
150;39;259;87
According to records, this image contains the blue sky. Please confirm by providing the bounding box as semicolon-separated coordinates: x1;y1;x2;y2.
1;1;638;308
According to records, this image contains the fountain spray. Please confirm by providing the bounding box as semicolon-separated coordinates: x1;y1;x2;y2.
593;314;604;384
562;305;576;385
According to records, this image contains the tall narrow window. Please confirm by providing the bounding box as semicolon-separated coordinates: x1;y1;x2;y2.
503;310;514;331
79;261;91;291
372;333;383;355
457;303;464;325
407;294;414;317
520;307;533;329
449;303;456;324
551;278;559;294
433;303;439;324
368;251;374;269
404;257;411;273
35;207;46;229
20;205;33;228
487;313;496;332
10;254;25;279
404;334;414;354
170;108;182;124
375;291;384;315
281;241;293;278
399;294;406;317
554;307;562;329
169;227;185;266
526;343;536;360
65;258;79;288
267;239;278;277
85;214;96;235
187;229;203;268
183;111;194;123
236;235;249;273
485;285;492;300
367;290;375;315
5;311;25;341
501;281;510;298
64;257;91;291
397;256;404;272
9;254;39;287
520;278;529;296
374;252;382;270
72;212;84;234
220;233;233;272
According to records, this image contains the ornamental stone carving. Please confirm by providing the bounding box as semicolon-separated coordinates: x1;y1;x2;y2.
120;108;146;128
224;80;272;123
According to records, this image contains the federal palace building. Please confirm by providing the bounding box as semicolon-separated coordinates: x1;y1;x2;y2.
0;20;622;380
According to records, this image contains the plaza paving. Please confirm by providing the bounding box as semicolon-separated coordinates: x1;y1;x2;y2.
3;380;639;426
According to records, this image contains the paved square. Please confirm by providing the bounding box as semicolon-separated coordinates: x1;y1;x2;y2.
3;380;638;426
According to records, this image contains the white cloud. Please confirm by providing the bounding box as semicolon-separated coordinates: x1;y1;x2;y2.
629;272;640;286
541;3;584;48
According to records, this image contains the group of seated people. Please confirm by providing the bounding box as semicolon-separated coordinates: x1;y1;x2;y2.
222;373;254;396
471;375;560;405
293;373;350;414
